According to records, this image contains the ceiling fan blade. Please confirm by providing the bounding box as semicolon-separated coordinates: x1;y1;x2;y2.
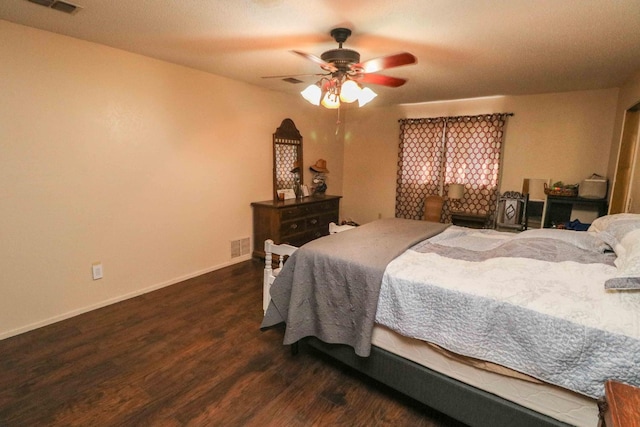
261;72;328;79
354;52;417;74
291;50;338;72
353;73;407;88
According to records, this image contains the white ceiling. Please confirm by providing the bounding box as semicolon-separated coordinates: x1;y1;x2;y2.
2;0;640;106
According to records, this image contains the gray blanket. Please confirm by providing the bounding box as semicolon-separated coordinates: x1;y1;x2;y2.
414;238;617;265
261;218;449;356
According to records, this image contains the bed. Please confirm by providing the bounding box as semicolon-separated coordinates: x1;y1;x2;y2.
261;214;640;427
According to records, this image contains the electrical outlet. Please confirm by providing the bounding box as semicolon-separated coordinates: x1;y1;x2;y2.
92;263;103;280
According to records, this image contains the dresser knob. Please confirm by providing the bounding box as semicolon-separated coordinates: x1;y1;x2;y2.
310;219;318;225
290;223;298;230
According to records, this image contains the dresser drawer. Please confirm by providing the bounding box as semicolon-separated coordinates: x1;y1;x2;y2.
280;206;304;221
306;215;321;228
306;228;329;242
308;199;339;214
280;219;306;237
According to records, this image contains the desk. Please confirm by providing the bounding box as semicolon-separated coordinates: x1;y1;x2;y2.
450;211;489;229
543;195;608;228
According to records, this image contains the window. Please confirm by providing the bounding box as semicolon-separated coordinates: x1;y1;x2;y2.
396;113;511;224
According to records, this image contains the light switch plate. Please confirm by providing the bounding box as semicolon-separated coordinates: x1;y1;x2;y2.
92;263;103;280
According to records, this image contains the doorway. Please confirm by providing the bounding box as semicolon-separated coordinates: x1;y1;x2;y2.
610;103;640;214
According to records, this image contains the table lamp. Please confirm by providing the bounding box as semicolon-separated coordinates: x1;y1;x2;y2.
448;183;464;211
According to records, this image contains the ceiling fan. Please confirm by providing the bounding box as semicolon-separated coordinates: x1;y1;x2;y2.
264;28;417;108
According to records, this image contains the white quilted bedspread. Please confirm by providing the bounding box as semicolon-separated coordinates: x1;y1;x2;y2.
375;226;640;398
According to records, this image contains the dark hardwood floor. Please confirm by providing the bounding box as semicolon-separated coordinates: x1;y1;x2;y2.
0;259;467;426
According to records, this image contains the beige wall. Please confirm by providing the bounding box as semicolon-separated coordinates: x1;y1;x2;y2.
342;90;619;224
0;21;342;339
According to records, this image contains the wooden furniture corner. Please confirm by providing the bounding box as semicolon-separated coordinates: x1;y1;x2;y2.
599;380;640;427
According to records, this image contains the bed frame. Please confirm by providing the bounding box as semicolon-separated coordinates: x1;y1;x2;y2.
303;339;569;427
262;229;572;427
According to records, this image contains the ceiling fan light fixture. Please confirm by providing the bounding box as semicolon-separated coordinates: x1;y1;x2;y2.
339;79;360;103
300;83;322;105
274;28;416;110
358;87;377;107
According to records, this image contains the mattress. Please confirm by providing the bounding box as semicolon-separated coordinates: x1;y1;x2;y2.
371;325;598;427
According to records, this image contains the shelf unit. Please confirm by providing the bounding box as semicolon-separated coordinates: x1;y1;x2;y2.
542;195;608;228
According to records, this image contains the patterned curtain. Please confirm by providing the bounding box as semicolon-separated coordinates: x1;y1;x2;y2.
395;118;446;220
396;113;510;225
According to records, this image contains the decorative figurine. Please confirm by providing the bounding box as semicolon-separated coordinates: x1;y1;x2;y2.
291;161;302;198
310;159;329;194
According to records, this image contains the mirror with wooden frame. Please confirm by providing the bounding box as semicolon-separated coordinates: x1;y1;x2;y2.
273;118;303;200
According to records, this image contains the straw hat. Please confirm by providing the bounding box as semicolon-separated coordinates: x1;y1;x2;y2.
310;159;329;173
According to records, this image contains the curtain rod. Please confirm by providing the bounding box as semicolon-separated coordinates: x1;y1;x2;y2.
398;112;514;124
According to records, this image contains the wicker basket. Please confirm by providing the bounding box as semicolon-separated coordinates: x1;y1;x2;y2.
544;183;578;197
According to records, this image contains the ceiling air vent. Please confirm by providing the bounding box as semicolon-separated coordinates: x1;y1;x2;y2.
282;78;303;84
27;0;82;15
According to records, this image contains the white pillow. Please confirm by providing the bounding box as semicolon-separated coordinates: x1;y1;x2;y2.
605;228;640;290
588;213;640;233
585;214;640;259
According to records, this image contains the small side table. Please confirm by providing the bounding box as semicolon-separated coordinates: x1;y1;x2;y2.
598;380;640;427
450;211;489;229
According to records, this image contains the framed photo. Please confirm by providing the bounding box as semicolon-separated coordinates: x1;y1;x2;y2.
277;189;296;200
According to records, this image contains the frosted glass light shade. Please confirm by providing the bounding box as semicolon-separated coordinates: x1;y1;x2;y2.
340;80;360;103
448;183;464;200
300;84;321;105
358;87;377;106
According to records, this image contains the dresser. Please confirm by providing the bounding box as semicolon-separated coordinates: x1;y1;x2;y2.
251;195;341;258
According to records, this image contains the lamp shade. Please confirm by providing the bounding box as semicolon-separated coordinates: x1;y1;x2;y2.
448;183;464;200
300;84;322;105
357;87;377;107
340;80;360;103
